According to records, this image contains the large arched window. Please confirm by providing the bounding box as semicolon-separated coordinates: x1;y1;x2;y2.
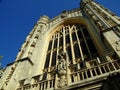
44;23;98;69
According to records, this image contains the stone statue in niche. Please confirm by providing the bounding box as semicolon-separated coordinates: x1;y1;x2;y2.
57;51;67;88
57;51;67;76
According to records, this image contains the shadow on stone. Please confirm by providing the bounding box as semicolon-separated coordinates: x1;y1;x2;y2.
100;73;120;90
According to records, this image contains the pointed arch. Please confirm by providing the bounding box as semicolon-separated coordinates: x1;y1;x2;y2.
44;17;99;70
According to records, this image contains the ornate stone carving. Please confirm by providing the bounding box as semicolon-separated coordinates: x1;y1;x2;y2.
61;11;68;18
57;52;67;76
57;76;67;88
57;51;67;88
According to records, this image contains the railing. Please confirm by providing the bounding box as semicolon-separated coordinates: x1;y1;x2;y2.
70;60;120;83
17;79;55;90
17;58;120;90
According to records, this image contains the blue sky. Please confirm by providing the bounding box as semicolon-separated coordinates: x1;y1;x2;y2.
0;0;120;67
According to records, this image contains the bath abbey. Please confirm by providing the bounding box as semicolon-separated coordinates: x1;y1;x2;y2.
0;0;120;90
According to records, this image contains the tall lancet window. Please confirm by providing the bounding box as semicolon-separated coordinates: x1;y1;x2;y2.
44;23;99;69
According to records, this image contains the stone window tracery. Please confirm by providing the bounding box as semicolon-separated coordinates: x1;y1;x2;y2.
44;23;99;70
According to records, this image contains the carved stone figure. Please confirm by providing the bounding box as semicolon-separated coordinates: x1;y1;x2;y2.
57;51;67;88
57;51;67;76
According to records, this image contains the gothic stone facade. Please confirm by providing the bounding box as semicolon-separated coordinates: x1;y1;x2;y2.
0;0;120;90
